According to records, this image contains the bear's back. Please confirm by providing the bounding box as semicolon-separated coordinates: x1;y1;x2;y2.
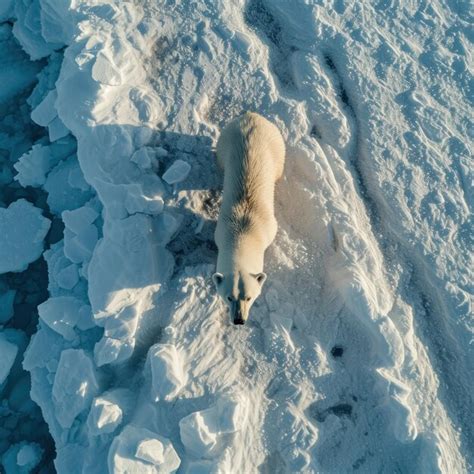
216;112;285;181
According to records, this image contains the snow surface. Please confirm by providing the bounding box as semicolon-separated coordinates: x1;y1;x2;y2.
0;0;472;473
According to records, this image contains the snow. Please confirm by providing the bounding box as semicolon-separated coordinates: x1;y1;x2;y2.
149;343;187;401
0;200;50;273
0;0;472;472
179;397;245;458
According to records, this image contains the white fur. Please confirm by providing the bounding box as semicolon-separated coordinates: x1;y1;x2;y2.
213;112;285;323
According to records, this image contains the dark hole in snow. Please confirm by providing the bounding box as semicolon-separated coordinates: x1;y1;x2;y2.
331;345;344;358
310;125;321;139
328;403;353;417
311;402;353;422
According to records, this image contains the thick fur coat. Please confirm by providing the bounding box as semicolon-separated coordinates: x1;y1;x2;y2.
213;112;285;324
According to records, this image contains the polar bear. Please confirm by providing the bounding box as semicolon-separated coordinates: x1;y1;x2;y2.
212;112;285;325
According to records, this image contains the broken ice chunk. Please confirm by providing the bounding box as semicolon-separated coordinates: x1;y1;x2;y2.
135;439;164;465
48;115;70;142
68;163;90;191
23;324;63;372
0;333;18;384
162;159;191;184
12;1;60;59
0;289;16;324
156;146;168;158
14;139;77;187
108;425;180;474
2;442;43;474
87;397;123;435
45;157;92;214
153;212;181;245
57;264;79;290
179;397;245;458
52;349;99;429
38;296;83;340
124;184;164;215
92;51;122;86
0;199;51;273
64;226;98;264
76;304;95;331
131;147;158;171
14;145;52;187
149;344;187;401
94;336;134;367
16;443;43;469
62;206;99;235
180;412;217;456
31;89;57;126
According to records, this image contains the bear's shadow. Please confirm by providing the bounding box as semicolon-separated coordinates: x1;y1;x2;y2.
150;129;222;276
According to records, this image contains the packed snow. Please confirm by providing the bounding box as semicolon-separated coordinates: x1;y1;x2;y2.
0;0;472;473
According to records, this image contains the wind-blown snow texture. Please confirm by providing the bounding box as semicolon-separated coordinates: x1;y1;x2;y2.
0;0;472;473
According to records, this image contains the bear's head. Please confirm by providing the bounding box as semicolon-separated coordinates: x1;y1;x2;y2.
212;270;267;325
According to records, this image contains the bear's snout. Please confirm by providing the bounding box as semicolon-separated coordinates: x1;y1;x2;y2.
232;302;247;325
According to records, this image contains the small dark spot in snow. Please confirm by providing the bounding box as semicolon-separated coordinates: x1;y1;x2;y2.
328;403;353;417
331;345;344;358
324;54;336;71
310;125;321;139
310;402;353;422
340;88;349;107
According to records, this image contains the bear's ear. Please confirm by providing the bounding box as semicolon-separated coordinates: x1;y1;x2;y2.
255;272;267;286
212;273;224;286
